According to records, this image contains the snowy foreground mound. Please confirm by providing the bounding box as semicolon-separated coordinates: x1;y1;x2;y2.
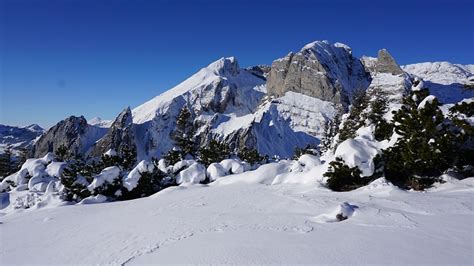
1;167;473;264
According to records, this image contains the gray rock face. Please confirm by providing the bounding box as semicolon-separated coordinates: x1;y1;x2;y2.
33;116;106;158
266;41;371;106
376;49;404;75
89;107;136;157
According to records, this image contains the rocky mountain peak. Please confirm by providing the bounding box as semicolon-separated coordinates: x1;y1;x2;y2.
376;49;404;75
89;107;136;158
209;57;240;77
33;116;89;157
266;40;371;106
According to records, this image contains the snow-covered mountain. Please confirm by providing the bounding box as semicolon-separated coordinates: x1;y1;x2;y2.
402;62;474;103
31;40;473;160
0;124;44;155
88;117;113;128
131;56;334;159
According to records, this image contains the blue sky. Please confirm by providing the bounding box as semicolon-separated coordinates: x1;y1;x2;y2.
1;0;473;128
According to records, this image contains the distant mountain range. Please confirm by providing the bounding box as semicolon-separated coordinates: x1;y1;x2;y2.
2;40;473;158
0;124;44;155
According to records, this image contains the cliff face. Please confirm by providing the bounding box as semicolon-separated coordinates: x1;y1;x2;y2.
89;107;136;157
266;41;371;107
33;116;107;158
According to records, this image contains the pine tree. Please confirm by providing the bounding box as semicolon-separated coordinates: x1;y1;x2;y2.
120;146;137;171
383;88;456;188
320;108;342;153
54;144;69;161
238;147;266;165
0;146;13;180
293;144;318;159
171;107;197;157
60;157;92;202
121;162;168;200
198;139;231;166
324;157;371;191
15;148;29;172
339;89;369;142
447;101;474;177
365;88;393;141
163;148;182;166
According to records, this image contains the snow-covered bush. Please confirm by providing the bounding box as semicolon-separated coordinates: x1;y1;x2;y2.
0;153;56;193
206;163;227;181
176;162;206;184
88;166;122;198
122;160;168;199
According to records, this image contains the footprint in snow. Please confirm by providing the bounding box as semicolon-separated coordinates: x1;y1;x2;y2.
311;202;358;223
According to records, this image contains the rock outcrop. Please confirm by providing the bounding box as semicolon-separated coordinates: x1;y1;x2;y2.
266;41;371;106
89;107;136;157
33;116;107;158
361;49;411;104
375;49;404;75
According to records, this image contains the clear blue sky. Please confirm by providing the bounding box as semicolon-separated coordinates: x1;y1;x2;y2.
1;0;473;128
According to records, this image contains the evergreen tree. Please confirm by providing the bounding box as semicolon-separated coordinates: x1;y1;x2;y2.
320;107;342;153
171;107;197;157
447;101;474;177
54;144;69;161
383;88;456;188
15;148;29;172
324;157;371;191
120;146;137;171
198;139;231;166
238;147;266;165
0;146;13;180
339;89;369;142
365;88;393;141
293;144;318;159
163;148;182;166
60;157;93;202
121;161;168;200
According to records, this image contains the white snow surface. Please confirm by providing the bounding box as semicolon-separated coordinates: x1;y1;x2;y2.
1;172;472;265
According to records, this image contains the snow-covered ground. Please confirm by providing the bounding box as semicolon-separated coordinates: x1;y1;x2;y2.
1;169;473;264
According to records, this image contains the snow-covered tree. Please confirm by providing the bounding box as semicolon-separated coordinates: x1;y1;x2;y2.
60;157;93;202
320;107;342;153
198;139;231;166
324;157;370;191
54;144;69;161
238;147;266;165
0;146;15;180
171;106;197;157
383;88;458;189
365;88;393;141
339;89;369;142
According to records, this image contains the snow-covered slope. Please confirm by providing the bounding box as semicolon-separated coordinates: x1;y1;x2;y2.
402;62;474;103
1;172;472;264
